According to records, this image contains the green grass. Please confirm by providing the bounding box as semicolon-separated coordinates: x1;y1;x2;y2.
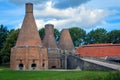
0;66;120;80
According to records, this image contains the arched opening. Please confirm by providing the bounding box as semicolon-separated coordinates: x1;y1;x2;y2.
42;59;45;69
42;63;45;67
31;63;36;70
19;63;24;70
51;66;56;69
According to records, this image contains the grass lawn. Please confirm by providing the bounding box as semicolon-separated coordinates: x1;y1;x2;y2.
0;66;120;80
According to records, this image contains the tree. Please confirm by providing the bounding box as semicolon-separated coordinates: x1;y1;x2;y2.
107;30;120;44
0;25;9;50
0;29;20;63
85;28;107;44
39;28;60;41
0;25;9;64
54;28;60;41
39;28;45;40
69;27;86;47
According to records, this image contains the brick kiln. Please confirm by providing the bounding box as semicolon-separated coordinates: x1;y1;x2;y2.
10;3;48;70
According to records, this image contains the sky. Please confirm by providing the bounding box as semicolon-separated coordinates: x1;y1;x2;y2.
0;0;120;32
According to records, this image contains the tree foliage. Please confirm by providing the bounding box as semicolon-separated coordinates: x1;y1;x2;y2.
69;27;86;47
39;28;45;40
0;25;9;64
54;28;60;41
85;28;107;44
107;30;120;44
0;25;9;50
0;29;20;63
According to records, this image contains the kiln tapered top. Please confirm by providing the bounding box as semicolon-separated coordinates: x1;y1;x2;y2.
45;24;54;35
58;29;74;50
43;24;58;48
16;3;42;46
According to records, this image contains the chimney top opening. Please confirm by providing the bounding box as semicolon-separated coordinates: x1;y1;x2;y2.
26;3;33;13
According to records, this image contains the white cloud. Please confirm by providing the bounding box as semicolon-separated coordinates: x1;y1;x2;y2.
35;20;45;29
11;1;118;31
15;23;22;29
33;1;111;30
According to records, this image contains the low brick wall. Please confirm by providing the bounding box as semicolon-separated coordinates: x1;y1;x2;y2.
76;44;120;57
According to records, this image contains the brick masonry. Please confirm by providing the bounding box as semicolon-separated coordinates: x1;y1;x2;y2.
76;44;120;57
43;24;61;69
43;24;58;48
10;3;48;70
58;29;74;51
11;46;48;70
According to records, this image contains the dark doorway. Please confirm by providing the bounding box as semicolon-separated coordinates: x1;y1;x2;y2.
42;63;45;67
19;63;24;70
31;63;37;70
51;66;56;69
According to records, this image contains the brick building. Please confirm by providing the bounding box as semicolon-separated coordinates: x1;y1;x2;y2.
43;24;61;69
76;44;120;57
10;3;48;70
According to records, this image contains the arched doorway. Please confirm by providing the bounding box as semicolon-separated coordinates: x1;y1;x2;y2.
31;60;37;70
31;63;36;70
18;59;24;70
19;63;24;70
51;66;56;69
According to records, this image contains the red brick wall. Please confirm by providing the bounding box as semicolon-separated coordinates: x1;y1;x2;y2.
10;47;48;70
76;44;120;57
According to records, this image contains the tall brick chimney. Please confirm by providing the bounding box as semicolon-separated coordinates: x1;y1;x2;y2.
16;3;42;46
58;29;74;50
43;24;58;48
